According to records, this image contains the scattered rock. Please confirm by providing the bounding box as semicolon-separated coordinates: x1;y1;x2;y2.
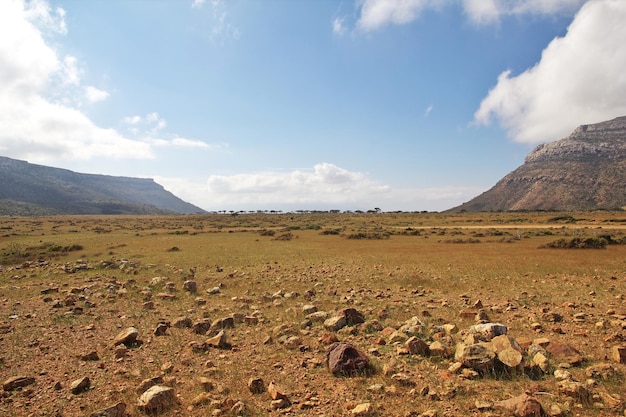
405;336;430;356
494;393;546;417
268;381;288;400
137;385;176;413
247;377;265;394
467;323;508;342
89;402;126;417
113;327;139;347
351;402;374;416
70;376;90;394
182;280;197;293
136;376;164;394
324;316;347;332
454;343;496;374
546;342;583;366
78;350;100;361
610;345;626;364
205;330;230;349
3;375;35;391
326;342;371;375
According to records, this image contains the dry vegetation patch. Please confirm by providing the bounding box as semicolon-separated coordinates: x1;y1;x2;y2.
0;212;626;416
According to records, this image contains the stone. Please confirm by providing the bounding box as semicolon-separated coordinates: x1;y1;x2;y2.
137;385;176;413
610;345;626;364
494;393;546;417
172;316;192;328
192;320;212;335
248;377;265;394
79;350;100;361
558;380;591;403
338;308;366;325
3;376;35;391
498;348;524;369
454;343;496;374
428;341;449;357
205;330;230;349
89;402;126;417
405;336;430;356
302;305;318;314
467;323;507;341
547;342;583;366
586;363;617;380
212;317;235;330
113;327;139;347
270;398;290;410
531;352;550;373
154;323;168;336
324;316;347;332
268;382;288;400
326;342;371;375
191;392;211;406
198;377;215;392
70;376;90;394
182;280;197;293
136;377;164;394
351;402;373;416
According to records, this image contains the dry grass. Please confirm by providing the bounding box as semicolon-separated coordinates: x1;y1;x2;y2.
1;212;626;416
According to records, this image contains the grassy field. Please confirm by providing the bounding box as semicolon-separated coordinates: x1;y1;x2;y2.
1;212;626;416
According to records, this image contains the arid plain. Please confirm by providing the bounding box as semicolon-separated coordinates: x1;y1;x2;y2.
1;211;626;417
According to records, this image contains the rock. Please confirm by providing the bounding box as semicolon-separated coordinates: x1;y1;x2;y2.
205;330;230;349
212;317;235;330
326;342;370;375
268;381;288;400
136;376;164;394
302;305;318;314
558;380;591;403
191;392;211;406
198;377;215;392
324;316;347;332
172;316;192;328
467;323;507;341
3;375;35;391
113;326;139;347
270;398;290;410
610;345;626;364
351;402;373;416
546;342;583;366
248;377;265;394
388;330;408;344
307;311;329;322
531;352;550;373
79;350;100;361
494;393;546;417
192;319;212;335
498;348;524;369
182;280;197;293
338;308;366;325
454;343;496;374
70;376;90;394
405;336;430;356
154;323;168;336
586;363;617;380
89;402;126;417
137;385;176;413
429;341;450;357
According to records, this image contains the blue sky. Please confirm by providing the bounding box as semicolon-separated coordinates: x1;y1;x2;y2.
1;0;625;212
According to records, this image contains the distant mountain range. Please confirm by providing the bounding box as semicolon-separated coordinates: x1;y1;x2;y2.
450;116;626;212
0;156;205;215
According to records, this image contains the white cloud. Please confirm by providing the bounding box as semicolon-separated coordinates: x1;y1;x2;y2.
474;0;626;144
154;163;483;212
84;85;109;103
191;0;206;9
0;0;154;163
351;0;587;31
332;17;346;35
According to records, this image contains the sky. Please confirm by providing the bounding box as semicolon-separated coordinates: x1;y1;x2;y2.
1;0;626;213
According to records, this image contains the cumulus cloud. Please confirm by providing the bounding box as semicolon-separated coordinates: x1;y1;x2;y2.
350;0;587;31
155;163;483;212
474;0;626;143
0;0;153;163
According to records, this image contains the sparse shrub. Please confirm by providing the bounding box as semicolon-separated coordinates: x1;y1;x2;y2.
320;229;341;235
259;229;275;236
539;237;608;249
445;238;481;244
346;232;390;240
274;232;293;241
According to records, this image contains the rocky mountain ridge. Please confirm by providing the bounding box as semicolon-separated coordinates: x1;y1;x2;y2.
450;116;626;212
0;156;205;215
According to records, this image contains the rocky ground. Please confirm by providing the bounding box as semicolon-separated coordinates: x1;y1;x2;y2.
1;214;626;416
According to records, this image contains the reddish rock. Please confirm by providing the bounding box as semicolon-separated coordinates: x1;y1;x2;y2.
326;342;371;375
546;341;583;366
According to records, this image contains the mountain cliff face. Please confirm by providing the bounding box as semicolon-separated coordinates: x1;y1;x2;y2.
450;116;626;212
0;156;206;215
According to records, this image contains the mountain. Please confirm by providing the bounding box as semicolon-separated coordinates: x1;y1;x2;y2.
450;116;626;212
0;156;206;215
